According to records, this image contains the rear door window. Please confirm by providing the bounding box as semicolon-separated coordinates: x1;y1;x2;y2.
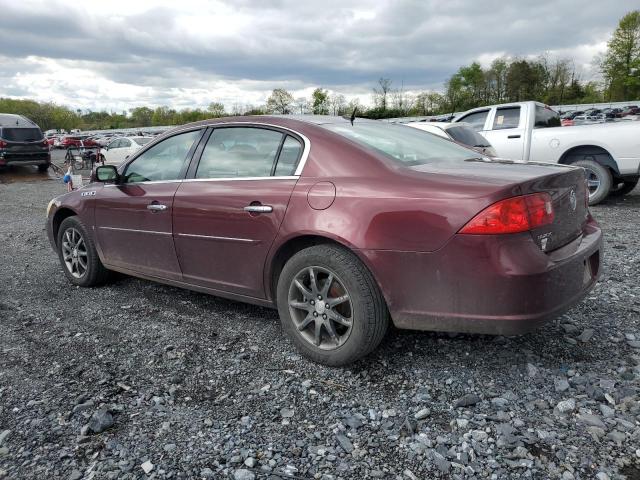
196;127;284;179
492;107;521;130
457;110;489;131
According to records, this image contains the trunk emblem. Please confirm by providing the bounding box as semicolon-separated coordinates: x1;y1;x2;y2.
569;189;577;211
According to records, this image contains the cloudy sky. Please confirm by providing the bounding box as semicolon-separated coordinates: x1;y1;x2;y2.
0;0;632;112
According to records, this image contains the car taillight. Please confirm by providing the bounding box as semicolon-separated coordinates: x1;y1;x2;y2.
0;140;6;148
459;193;554;235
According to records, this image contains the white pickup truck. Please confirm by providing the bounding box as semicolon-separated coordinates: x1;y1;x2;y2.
454;101;640;204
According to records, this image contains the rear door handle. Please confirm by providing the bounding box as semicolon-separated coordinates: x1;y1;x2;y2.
147;204;168;212
244;205;273;213
507;134;521;139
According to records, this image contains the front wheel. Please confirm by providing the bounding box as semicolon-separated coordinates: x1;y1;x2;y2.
277;244;388;366
572;159;612;205
57;216;110;287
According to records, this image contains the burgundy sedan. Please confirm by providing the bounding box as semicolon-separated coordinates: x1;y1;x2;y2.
46;116;602;365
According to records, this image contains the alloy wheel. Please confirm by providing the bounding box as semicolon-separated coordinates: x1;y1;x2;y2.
61;227;88;278
584;167;601;199
287;266;353;351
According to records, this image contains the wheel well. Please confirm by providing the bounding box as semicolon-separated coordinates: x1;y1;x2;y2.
52;208;77;245
268;235;349;301
558;145;619;175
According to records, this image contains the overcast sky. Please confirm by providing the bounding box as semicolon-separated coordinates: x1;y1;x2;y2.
0;0;633;112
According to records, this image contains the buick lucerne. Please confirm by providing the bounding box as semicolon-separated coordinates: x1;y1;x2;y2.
46;116;602;365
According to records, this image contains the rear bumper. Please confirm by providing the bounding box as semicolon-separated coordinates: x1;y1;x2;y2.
359;218;602;335
0;152;50;166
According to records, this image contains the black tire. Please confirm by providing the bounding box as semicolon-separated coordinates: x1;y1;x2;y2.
56;216;110;287
37;164;49;173
276;244;388;366
572;158;612;205
609;178;638;197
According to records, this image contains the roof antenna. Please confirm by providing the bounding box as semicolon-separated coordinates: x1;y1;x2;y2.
349;107;357;125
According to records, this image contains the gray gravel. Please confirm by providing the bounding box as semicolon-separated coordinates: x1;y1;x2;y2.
1;167;639;479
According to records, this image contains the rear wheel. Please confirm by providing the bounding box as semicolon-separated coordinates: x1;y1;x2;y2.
57;216;110;287
277;244;388;366
572;158;612;205
37;164;49;173
609;178;638;197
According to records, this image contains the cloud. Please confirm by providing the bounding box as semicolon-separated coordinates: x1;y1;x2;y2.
0;0;630;111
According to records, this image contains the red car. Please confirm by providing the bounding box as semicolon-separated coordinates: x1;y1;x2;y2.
60;135;98;148
46;116;602;365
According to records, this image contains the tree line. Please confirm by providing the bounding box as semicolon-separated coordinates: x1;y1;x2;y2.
1;10;638;130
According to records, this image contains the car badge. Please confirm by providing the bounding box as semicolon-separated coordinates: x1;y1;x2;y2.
569;189;577;211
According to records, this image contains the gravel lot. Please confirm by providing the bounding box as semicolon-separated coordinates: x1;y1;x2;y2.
1;164;639;480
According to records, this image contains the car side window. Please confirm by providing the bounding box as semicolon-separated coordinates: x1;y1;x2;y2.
457;110;489;131
109;139;122;149
492;107;521;130
196;127;284;179
274;135;303;176
120;138;132;148
123;130;201;183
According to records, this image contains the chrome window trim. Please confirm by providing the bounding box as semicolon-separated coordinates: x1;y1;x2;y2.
176;233;257;243
182;176;298;183
104;179;184;187
104;176;298;187
99;226;172;236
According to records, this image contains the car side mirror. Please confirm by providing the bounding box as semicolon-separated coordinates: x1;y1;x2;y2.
95;165;119;183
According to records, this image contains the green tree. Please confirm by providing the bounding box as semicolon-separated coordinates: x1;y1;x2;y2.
129;107;153;127
266;88;294;114
207;102;226;117
600;10;640;100
311;88;329;114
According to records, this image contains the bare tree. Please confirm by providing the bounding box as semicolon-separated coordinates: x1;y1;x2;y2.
294;97;309;114
328;93;347;115
373;78;393;111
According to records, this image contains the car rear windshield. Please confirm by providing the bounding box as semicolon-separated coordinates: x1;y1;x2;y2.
445;125;490;147
321;122;479;166
0;127;43;142
133;137;153;146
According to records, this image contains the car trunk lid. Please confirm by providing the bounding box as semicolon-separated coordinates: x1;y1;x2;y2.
408;158;588;251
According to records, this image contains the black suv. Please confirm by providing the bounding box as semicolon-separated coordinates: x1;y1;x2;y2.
0;114;51;172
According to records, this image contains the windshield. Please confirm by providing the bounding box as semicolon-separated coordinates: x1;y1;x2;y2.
321;122;480;166
446;125;491;147
133;137;153;146
1;127;43;142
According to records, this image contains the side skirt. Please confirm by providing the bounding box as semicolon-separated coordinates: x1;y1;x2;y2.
104;263;277;309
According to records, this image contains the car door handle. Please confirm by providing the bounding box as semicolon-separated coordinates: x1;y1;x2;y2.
244;205;273;213
147;204;168;212
507;134;521;139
